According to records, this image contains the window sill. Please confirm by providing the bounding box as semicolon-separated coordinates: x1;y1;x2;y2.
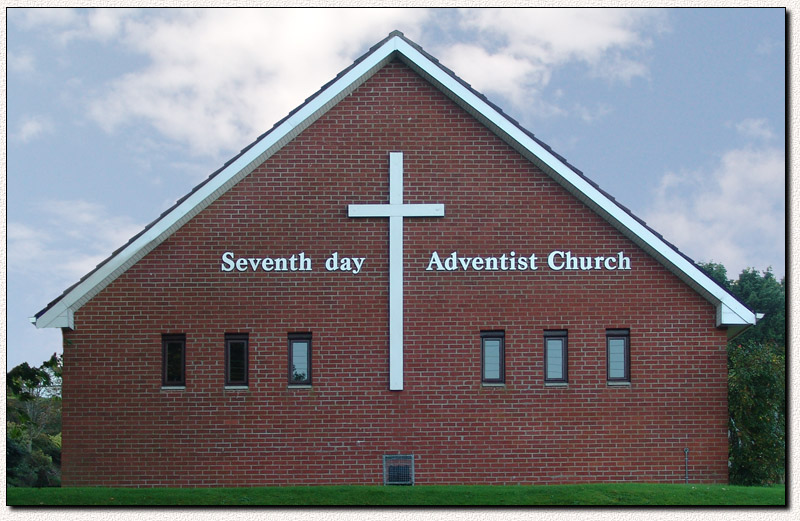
224;385;249;390
545;382;568;387
607;381;631;387
288;384;312;389
481;382;505;387
161;386;185;391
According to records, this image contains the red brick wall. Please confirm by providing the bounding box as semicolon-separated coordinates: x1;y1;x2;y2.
61;60;729;487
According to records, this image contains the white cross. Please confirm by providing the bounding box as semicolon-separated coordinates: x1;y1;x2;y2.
348;152;445;390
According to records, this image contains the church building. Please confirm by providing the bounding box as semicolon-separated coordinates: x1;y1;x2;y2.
32;32;758;487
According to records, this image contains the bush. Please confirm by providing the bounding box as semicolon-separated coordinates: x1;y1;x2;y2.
728;341;785;485
7;354;63;487
6;422;61;487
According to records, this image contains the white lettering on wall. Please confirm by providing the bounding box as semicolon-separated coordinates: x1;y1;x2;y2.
220;251;312;272
324;252;365;274
221;250;631;274
426;250;631;271
547;250;631;271
426;251;538;271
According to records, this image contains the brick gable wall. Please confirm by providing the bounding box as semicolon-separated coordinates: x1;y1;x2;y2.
61;60;729;486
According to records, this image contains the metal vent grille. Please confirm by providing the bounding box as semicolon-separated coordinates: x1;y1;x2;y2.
383;454;414;485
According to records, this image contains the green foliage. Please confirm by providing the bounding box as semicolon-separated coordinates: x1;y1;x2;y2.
6;422;62;487
8;353;62;400
698;264;786;486
725;267;786;485
727;341;785;485
729;268;785;348
698;262;732;290
700;263;786;348
6;354;63;487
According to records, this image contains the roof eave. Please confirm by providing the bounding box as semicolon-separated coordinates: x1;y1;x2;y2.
389;35;759;331
32;31;759;335
32;37;402;330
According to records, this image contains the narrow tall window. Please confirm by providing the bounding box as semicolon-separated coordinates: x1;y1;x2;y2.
607;329;630;383
481;331;505;384
544;330;568;383
162;334;186;387
288;333;312;385
225;333;249;386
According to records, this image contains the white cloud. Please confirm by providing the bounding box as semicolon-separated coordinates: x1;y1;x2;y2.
436;8;665;105
7;200;143;370
8;200;143;282
7;223;51;267
733;118;775;141
15;115;54;143
8;50;36;74
85;8;429;158
15;8;665;159
84;7;131;40
433;42;550;107
573;102;613;124
13;7;134;43
644;145;785;276
13;7;80;29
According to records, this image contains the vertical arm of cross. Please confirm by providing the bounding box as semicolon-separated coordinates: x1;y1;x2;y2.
387;152;405;391
389;151;403;205
348;152;444;391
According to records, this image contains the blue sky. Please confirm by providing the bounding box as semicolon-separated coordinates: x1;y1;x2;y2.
6;7;786;369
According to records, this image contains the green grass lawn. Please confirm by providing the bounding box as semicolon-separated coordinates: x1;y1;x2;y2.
6;483;785;506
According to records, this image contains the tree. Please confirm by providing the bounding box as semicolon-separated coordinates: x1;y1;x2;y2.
727;340;785;485
6;354;63;487
700;263;785;348
729;268;785;349
699;261;732;290
699;263;786;485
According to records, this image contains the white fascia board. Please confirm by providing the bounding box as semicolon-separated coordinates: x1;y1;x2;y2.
33;34;756;330
32;305;73;329
33;38;400;329
391;38;756;328
718;302;760;329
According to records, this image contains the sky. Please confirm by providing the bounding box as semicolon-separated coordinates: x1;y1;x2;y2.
5;7;787;370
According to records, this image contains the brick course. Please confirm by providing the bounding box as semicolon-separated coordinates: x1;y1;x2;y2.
61;60;729;487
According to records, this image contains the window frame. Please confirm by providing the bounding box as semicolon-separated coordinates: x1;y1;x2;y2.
606;329;631;383
288;333;312;386
481;331;505;384
543;330;568;384
162;334;186;387
225;333;249;387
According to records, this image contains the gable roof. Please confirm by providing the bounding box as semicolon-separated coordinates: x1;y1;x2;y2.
32;31;759;338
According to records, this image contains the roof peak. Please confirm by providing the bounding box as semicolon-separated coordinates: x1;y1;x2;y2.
31;31;758;336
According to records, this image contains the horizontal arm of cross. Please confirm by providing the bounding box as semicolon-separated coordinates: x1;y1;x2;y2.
348;204;445;218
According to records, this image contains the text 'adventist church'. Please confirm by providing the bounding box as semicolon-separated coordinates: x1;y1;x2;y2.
32;32;758;487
